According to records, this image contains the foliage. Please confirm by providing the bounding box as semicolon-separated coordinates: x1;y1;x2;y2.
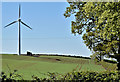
62;71;120;81
2;71;120;81
0;70;23;81
32;71;120;81
64;1;120;69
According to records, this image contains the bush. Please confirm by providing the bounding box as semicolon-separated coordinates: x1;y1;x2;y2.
1;70;120;81
60;71;120;81
0;70;23;81
32;71;120;81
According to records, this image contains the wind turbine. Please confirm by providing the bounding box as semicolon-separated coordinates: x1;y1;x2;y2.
4;4;32;55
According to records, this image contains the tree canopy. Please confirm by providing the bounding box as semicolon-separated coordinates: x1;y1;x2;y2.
64;1;120;70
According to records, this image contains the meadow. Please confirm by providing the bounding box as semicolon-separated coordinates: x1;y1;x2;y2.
1;54;115;80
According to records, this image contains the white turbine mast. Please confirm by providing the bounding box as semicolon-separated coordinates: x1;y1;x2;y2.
4;4;32;55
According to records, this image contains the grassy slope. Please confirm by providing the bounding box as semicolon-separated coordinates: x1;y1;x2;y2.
2;54;105;80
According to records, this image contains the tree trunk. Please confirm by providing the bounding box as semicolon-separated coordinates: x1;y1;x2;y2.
117;39;120;70
117;58;120;70
117;32;120;70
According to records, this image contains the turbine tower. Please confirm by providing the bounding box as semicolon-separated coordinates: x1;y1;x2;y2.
4;4;32;55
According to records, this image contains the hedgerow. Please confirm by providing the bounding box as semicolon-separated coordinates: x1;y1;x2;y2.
0;70;23;81
1;70;120;81
60;71;120;81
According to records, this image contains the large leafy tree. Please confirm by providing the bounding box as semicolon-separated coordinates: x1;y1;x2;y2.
64;1;120;70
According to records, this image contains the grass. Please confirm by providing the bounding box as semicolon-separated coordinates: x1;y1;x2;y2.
1;54;106;80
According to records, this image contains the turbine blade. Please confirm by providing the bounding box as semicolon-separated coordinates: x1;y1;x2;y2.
4;21;17;28
21;21;32;30
19;4;21;18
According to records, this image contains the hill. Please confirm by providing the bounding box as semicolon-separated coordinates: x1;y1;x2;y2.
1;54;115;80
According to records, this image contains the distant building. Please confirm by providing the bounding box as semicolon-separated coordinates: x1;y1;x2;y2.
27;51;32;56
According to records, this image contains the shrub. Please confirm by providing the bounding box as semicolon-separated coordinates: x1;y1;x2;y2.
0;70;23;81
1;70;120;81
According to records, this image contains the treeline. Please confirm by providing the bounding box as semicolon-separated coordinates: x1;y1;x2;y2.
22;52;91;59
42;54;91;59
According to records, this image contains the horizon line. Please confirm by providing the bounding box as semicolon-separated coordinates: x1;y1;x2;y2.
0;52;90;57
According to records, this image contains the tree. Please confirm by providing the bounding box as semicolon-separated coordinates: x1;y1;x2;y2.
64;1;120;70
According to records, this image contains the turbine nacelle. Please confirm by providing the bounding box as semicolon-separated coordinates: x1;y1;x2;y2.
18;18;21;22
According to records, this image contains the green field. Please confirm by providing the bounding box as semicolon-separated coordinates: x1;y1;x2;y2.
1;54;106;80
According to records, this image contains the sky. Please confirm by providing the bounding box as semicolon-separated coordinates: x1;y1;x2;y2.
1;2;92;57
